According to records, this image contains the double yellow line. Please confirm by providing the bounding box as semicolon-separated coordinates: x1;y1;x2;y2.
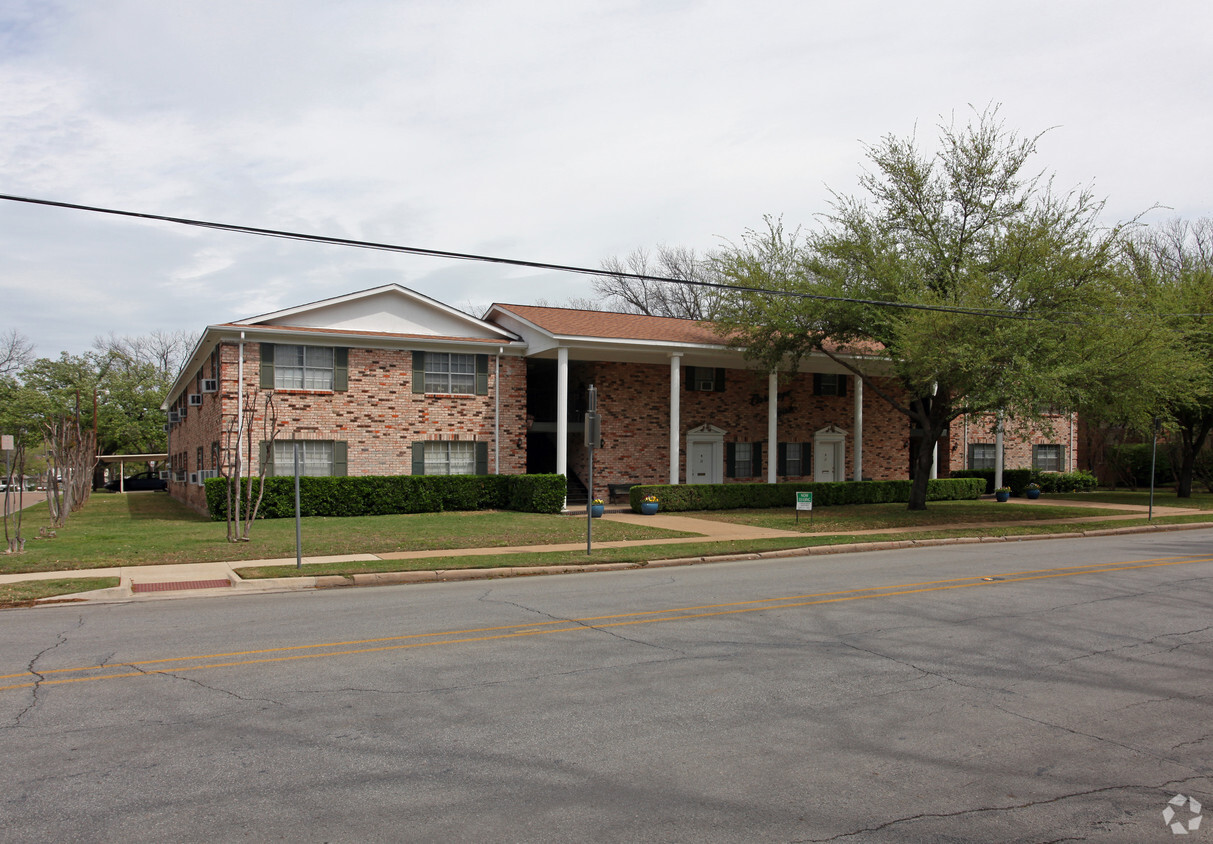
3;553;1210;693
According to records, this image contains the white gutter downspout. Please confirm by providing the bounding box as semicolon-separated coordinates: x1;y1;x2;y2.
238;332;245;475
495;348;502;475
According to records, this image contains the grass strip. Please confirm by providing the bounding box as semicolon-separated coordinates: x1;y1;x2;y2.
0;577;121;608
236;513;1213;579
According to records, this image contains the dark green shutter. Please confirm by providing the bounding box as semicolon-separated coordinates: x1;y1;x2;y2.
259;440;273;475
475;354;489;395
260;344;275;390
334;348;348;391
777;442;788;476
713;368;726;392
753;442;763;478
412;351;426;394
474;441;489;475
812;373;822;396
804;442;812;475
838;374;847;397
332;441;348;476
725;442;736;478
411;441;425;475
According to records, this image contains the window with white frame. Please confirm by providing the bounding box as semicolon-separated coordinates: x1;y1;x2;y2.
734;442;754;477
781;442;804;476
272;440;335;476
968;443;997;470
1033;444;1065;472
275;345;335;391
422;441;477;475
425;352;476;394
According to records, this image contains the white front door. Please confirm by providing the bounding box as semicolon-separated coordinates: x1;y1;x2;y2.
815;440;837;482
689;440;717;484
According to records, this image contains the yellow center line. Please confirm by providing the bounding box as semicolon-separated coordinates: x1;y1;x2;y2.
2;553;1210;692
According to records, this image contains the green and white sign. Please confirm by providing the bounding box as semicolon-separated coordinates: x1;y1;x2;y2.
796;492;813;511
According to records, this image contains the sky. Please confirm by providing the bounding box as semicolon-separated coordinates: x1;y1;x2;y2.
2;0;1211;358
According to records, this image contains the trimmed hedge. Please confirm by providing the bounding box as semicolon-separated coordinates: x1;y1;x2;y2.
1033;470;1097;493
950;468;1034;495
950;468;1097;495
627;478;985;513
205;473;567;520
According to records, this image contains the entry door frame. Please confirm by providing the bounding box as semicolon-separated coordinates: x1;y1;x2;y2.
813;425;848;483
685;424;726;485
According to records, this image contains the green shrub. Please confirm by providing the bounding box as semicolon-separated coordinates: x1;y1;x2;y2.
949;468;1034;495
1107;443;1172;489
204;473;565;520
1033;470;1097;493
627;478;983;512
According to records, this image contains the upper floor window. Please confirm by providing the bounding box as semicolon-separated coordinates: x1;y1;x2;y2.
412;351;489;395
813;373;848;396
260;343;348;392
686;366;725;392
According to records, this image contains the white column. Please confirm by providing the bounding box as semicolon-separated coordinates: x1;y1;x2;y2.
767;371;778;483
669;353;681;484
853;376;863;481
994;412;1005;491
929;382;939;480
556;347;568;485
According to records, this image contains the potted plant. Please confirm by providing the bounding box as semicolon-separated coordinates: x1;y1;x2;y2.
1025;482;1041;500
590;498;605;518
995;486;1011;502
640;494;659;515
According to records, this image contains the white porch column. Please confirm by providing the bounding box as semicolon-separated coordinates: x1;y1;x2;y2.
853;376;863;481
556;347;569;484
994;412;1005;491
669;353;681;484
929;382;939;480
767;371;778;483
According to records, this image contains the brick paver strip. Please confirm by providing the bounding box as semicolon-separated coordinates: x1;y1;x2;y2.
131;579;231;593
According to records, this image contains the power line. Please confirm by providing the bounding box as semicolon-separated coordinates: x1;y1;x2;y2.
0;191;1131;322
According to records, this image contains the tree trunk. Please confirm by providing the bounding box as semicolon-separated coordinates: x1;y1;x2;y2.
908;436;936;511
1175;419;1212;498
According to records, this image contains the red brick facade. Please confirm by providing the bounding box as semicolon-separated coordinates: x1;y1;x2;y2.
948;412;1079;473
168;342;528;512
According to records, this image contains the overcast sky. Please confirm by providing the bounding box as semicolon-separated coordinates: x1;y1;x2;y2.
2;0;1210;358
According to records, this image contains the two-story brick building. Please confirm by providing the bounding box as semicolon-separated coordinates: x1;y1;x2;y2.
162;284;1074;512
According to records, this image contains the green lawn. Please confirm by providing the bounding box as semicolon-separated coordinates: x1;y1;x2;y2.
0;493;694;574
680;499;1138;532
0;577;120;608
1051;490;1213;509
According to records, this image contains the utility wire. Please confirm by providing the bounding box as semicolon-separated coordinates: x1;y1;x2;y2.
0;191;1142;322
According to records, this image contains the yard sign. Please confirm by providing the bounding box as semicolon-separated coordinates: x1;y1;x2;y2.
796;491;813;525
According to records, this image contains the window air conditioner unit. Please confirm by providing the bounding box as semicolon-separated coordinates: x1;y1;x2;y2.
179;405;188;418
189;472;199;485
188;393;203;406
159;471;171;480
168;411;180;424
696;378;715;391
201;378;218;393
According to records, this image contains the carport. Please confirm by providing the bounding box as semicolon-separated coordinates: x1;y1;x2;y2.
96;453;169;493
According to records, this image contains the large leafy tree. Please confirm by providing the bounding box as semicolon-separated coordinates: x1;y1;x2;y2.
714;108;1141;509
1122;219;1213;497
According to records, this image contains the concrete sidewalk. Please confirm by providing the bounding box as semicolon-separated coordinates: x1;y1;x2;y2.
4;498;1211;606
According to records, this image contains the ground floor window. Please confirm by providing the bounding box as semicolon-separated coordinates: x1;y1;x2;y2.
778;442;809;476
412;440;489;475
264;440;348;476
726;441;763;478
1033;444;1065;472
968;443;996;470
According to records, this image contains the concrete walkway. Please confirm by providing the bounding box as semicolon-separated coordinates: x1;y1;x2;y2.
3;498;1210;606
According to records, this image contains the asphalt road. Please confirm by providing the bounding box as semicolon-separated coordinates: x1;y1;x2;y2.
1;530;1210;843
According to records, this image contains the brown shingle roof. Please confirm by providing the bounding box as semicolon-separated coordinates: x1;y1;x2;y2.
493;304;726;345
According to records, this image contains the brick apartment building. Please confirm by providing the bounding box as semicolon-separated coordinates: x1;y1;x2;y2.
163;284;1074;511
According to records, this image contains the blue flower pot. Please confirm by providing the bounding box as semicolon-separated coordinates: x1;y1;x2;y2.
640;501;659;515
590;504;604;518
1025;488;1041;500
995;491;1011;502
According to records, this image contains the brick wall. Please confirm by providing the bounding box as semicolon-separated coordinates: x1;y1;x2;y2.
948;412;1079;473
168;342;527;513
564;362;911;490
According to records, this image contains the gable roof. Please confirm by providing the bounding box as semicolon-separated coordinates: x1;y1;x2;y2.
488;303;726;345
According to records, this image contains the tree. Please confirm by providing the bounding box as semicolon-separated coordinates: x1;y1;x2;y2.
1122;219;1213;497
0;329;34;378
713;108;1136;510
596;245;725;319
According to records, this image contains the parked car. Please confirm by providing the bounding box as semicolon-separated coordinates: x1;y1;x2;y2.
104;471;168;492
